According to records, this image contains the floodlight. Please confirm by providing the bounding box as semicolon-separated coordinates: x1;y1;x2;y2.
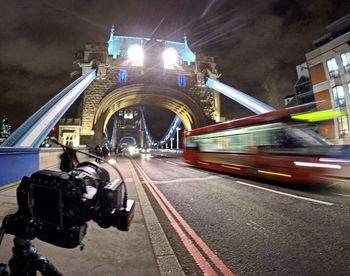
128;44;144;63
163;48;178;66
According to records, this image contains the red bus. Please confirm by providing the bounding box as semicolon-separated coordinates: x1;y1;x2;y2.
183;105;350;186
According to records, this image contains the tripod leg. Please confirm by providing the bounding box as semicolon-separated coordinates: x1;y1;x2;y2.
0;264;9;276
32;255;63;276
8;237;63;276
8;238;36;276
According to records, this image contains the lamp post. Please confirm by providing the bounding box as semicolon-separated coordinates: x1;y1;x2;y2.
176;127;181;150
170;138;174;149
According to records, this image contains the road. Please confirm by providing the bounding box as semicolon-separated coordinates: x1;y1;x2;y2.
131;153;350;276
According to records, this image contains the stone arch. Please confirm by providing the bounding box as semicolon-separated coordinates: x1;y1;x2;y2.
93;83;213;135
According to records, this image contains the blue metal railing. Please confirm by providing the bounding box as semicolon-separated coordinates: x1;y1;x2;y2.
2;70;96;147
206;78;275;114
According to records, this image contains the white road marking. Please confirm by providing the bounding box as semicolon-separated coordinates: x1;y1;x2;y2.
235;181;334;206
166;161;179;166
246;220;269;237
156;159;162;161
153;175;220;184
333;193;350;198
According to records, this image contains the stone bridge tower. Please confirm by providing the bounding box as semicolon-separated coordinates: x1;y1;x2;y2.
60;26;221;148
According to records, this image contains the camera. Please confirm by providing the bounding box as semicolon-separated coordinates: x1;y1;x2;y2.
2;161;135;249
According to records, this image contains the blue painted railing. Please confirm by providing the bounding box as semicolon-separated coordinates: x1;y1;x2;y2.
206;78;275;114
2;70;96;147
0;147;39;187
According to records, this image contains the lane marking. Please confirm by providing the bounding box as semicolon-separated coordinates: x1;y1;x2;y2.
153;175;220;184
246;220;269;237
333;193;350;198
166;161;179;166
132;160;235;276
235;181;334;206
132;160;218;275
156;158;162;161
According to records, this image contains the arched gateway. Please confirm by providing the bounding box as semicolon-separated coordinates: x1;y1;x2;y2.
59;27;221;148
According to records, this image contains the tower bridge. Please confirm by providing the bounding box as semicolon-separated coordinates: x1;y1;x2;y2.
62;26;221;148
2;26;274;151
0;26;275;186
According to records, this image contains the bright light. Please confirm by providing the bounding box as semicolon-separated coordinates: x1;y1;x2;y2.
319;158;350;163
128;44;144;63
108;158;117;164
294;161;341;169
163;48;178;66
129;146;136;154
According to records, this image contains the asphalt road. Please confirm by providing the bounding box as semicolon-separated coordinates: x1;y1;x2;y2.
132;153;350;276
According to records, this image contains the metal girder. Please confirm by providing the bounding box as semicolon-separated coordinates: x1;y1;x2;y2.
2;70;96;147
206;78;275;114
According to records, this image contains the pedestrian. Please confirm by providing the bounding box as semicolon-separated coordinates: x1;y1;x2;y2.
102;144;110;159
114;144;118;156
60;142;79;172
95;144;102;163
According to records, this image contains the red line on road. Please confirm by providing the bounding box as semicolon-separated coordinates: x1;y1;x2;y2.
132;160;235;276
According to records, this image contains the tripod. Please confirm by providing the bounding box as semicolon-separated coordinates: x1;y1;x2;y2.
0;218;63;276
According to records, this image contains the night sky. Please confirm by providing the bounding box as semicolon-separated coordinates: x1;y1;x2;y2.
0;0;348;136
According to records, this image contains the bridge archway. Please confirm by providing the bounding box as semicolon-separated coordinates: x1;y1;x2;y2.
91;84;214;142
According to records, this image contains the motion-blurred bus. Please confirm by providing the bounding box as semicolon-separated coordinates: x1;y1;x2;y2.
183;105;350;186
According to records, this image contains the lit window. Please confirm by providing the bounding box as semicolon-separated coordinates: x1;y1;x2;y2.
124;110;133;119
337;115;349;138
326;58;339;78
341;52;350;73
119;70;126;82
332;86;346;107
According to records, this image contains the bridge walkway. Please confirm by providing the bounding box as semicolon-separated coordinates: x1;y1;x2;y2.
0;158;184;276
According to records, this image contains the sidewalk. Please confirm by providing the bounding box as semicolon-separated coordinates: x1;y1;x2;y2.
0;159;184;276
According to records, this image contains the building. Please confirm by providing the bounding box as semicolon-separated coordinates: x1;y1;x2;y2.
305;14;350;144
294;62;315;105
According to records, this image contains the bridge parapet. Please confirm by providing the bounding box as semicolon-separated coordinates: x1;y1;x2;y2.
0;147;90;188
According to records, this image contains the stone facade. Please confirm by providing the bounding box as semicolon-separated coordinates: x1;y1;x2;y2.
63;32;221;148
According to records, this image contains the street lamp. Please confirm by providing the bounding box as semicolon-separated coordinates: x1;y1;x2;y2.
170;138;174;150
176;127;181;150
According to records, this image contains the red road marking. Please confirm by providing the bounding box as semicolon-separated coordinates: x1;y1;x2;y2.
132;160;235;276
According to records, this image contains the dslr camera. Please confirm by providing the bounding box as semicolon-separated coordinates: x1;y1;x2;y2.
2;161;135;249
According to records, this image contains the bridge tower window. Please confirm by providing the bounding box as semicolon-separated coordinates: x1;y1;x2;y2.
179;75;185;86
119;70;127;82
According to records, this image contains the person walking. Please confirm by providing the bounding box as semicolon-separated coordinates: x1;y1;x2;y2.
60;142;79;172
102;144;110;160
95;144;102;163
